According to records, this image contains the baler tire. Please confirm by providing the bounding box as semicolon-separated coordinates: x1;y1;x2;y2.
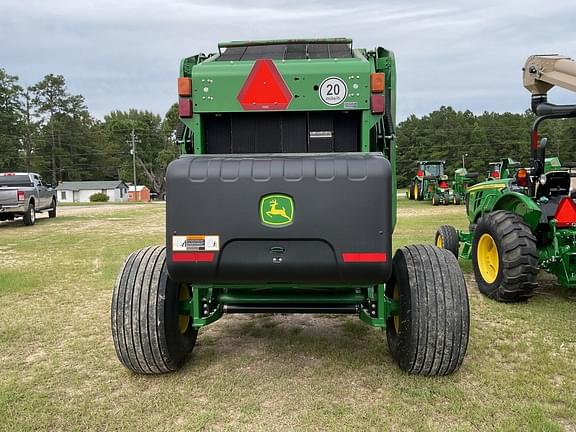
472;211;538;302
386;245;469;376
432;195;439;206
23;202;36;226
111;245;197;374
435;225;459;258
48;199;57;218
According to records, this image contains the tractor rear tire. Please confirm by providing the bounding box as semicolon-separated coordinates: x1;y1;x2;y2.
435;225;459;258
111;245;198;374
23;202;36;226
386;245;469;375
408;183;415;200
472;211;538;302
414;182;423;201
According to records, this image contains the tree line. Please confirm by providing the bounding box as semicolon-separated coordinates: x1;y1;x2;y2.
1;68;575;192
396;106;576;186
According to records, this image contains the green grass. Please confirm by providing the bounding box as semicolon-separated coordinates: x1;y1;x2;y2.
0;198;575;431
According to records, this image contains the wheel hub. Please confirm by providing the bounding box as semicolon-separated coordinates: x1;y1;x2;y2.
178;284;191;334
477;233;499;283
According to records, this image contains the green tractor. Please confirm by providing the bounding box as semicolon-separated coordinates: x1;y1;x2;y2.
435;54;576;301
430;173;458;206
111;38;469;375
407;160;446;201
486;158;520;181
452;168;479;205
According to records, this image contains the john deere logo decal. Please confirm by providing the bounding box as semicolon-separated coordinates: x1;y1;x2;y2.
260;194;294;227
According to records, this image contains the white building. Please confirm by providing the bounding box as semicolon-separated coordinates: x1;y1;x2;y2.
56;181;129;203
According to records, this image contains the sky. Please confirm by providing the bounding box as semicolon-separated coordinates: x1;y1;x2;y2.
1;0;575;121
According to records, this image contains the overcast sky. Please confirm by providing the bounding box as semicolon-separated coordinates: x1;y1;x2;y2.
1;0;575;121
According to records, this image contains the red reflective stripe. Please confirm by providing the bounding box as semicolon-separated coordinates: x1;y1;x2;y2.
531;130;539;151
172;252;215;262
342;252;387;263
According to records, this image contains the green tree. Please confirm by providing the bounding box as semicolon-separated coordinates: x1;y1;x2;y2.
30;74;94;184
101;108;179;195
0;69;24;171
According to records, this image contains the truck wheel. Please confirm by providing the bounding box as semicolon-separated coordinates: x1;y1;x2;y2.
23;202;36;226
435;225;459;258
111;245;197;374
386;245;469;375
48;199;57;218
472;211;538;302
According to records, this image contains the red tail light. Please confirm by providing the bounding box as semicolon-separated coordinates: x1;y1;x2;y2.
555;197;576;228
371;95;385;114
237;59;292;110
439;181;448;188
516;168;529;187
417;170;424;177
17;191;25;201
491;171;500;179
179;98;192;118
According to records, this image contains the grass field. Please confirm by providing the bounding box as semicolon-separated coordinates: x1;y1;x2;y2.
1;200;575;431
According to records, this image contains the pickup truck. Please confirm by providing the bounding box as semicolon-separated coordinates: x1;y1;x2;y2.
0;172;57;225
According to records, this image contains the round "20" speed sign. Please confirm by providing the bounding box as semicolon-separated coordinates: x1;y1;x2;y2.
319;77;348;106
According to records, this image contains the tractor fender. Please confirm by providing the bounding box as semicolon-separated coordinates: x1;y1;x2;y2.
492;192;541;231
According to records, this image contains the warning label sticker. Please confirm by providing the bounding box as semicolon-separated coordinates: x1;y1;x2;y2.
173;235;220;252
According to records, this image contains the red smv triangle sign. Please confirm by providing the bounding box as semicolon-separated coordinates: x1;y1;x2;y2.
237;59;293;110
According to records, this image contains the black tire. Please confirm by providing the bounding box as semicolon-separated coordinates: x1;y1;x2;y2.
443;192;450;205
111;245;198;374
432;195;439;206
435;225;459;258
408;182;415;200
48;199;57;218
472;211;538;302
23;201;36;226
454;195;461;205
416;182;424;201
386;245;469;376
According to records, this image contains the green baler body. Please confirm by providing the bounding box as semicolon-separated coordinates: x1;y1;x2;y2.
173;39;400;328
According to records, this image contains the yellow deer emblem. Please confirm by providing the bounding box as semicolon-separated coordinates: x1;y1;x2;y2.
266;199;290;220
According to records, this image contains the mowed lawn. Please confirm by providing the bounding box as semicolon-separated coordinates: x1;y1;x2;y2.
1;199;575;431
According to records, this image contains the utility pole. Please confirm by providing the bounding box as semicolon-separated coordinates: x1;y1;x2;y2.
128;129;141;200
462;153;468;169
